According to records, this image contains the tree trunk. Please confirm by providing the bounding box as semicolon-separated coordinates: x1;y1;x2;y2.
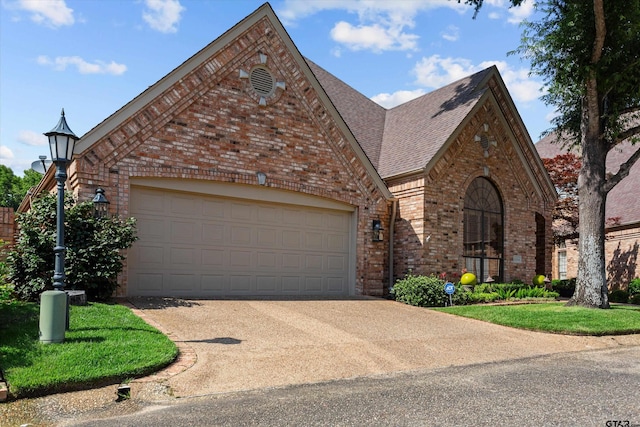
567;88;610;309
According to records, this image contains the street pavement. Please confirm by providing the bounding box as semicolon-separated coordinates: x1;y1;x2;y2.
66;345;640;426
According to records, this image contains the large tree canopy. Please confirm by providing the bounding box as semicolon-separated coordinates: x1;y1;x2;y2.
464;0;640;308
0;166;42;210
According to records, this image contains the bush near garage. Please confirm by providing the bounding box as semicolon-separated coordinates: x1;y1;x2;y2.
393;274;469;307
6;193;137;302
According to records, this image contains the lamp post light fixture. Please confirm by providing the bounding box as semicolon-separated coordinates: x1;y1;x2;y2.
92;188;110;218
39;109;79;344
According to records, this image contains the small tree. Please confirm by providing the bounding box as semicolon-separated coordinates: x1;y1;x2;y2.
7;193;137;301
543;153;581;244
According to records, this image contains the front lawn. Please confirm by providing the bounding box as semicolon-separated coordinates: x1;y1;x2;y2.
0;300;178;399
435;302;640;335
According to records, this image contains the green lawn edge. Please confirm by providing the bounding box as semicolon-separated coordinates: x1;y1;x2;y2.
433;302;640;336
0;301;179;400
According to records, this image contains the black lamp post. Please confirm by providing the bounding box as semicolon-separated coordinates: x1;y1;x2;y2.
45;109;79;292
39;109;78;344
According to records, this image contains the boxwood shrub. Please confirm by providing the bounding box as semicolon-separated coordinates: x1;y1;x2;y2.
393;274;468;307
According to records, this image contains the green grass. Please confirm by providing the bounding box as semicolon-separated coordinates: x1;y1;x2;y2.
0;300;178;399
435;302;640;335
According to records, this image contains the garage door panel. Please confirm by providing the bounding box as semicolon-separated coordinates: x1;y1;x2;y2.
138;218;166;241
304;232;324;250
129;187;353;296
256;276;278;292
171;195;198;216
202;249;224;266
257;228;278;246
327;277;346;292
202;223;225;242
171;220;197;242
170;247;197;265
203;200;226;218
231;226;252;245
137;273;163;291
136;245;165;264
201;274;226;292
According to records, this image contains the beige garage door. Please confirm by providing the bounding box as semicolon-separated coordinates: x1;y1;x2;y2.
128;186;353;297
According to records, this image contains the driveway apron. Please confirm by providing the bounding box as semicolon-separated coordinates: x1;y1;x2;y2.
127;297;640;397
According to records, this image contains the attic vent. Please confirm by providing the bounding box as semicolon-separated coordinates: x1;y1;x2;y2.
250;67;275;96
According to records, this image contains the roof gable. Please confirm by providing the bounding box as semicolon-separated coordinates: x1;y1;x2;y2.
379;68;492;178
70;2;392;201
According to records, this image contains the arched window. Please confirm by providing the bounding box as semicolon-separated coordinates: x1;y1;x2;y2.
463;177;503;282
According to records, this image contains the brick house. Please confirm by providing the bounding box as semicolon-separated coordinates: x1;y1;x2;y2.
24;4;556;298
536;134;640;290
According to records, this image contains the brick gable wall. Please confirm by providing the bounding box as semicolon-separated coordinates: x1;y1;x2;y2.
63;17;390;296
388;99;554;283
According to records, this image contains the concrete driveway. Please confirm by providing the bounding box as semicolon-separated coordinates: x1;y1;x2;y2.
127;297;640;398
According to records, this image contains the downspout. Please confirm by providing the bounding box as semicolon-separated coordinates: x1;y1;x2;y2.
388;199;398;293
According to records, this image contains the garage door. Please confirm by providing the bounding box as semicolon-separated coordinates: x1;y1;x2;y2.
128;186;354;297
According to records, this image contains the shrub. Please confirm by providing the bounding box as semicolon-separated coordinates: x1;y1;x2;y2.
393;274;468;307
628;278;640;296
609;290;629;303
467;292;500;303
630;293;640;305
552;278;576;298
7;193;137;302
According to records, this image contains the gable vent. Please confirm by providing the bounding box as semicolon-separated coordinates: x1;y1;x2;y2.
250;67;275;96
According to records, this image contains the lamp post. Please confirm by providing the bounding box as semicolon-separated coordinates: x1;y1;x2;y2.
39;109;79;344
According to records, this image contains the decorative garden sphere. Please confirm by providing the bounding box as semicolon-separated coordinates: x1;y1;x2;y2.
532;274;546;286
460;272;477;286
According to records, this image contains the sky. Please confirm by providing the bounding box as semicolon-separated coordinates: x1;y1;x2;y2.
0;0;554;176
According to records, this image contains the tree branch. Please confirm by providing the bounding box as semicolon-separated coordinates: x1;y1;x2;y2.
604;145;640;192
615;124;640;145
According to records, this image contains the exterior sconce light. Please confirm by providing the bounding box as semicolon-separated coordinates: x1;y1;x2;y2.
92;188;110;218
372;219;384;242
256;171;267;186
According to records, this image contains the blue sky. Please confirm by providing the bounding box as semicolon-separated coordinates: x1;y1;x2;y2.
0;0;553;176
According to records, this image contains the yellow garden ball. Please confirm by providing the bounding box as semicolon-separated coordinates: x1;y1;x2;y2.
460;273;477;286
532;275;546;286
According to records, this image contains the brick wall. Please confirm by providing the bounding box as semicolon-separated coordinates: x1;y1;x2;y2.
59;17;391;296
551;225;640;290
388;100;554;284
0;207;15;252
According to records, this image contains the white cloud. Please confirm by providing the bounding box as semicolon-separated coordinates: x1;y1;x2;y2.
330;21;419;52
16;0;74;28
441;25;459;42
37;55;127;75
279;0;466;53
142;0;184;33
17;130;47;147
413;55;544;104
507;0;534;24
0;145;14;161
371;89;426;109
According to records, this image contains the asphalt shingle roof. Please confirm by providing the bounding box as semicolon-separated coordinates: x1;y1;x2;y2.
309;60;493;179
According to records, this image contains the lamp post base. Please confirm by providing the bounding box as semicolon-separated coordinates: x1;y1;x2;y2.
39;290;67;344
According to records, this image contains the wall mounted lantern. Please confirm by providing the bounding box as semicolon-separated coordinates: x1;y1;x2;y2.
372;219;384;242
256;171;267;186
92;188;110;218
